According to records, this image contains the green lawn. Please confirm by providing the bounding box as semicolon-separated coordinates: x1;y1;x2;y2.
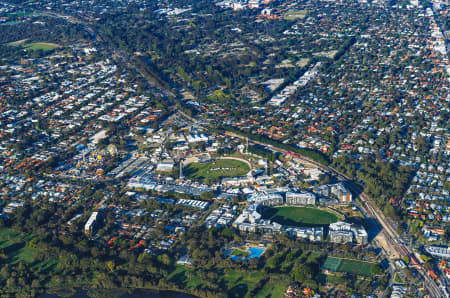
167;265;204;289
24;42;60;51
0;228;57;273
222;270;265;297
284;9;308;20
262;206;339;226
306;251;323;263
232;249;250;257
184;159;250;180
6;12;34;17
0;228;36;264
254;275;289;298
323;257;377;277
168;265;266;297
2;21;20;25
394;273;404;283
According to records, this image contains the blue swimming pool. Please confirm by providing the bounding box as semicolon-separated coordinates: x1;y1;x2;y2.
230;247;265;262
247;247;264;258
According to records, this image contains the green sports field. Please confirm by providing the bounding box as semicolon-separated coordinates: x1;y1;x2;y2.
323;257;377;277
284;9;308;20
24;42;60;51
184;159;250;180
6;12;34;17
262;206;339;226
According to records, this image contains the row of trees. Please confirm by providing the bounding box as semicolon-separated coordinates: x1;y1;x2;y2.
332;155;414;221
221;126;330;165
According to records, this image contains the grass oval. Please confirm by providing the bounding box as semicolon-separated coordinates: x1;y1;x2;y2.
262;206;339;226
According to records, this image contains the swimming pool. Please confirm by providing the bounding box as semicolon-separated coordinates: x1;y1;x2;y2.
247;247;264;258
230;247;265;261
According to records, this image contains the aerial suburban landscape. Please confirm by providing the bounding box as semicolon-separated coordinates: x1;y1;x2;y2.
0;0;448;297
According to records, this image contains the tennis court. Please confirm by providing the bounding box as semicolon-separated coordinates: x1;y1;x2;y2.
322;256;377;277
322;257;342;271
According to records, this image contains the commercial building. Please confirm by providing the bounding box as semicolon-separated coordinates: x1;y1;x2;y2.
85;211;100;235
313;183;352;204
332;183;352;204
156;161;175;171
329;221;368;244
425;246;450;259
329;230;354;244
286;226;323;242
233;204;282;234
286;192;316;206
248;192;283;206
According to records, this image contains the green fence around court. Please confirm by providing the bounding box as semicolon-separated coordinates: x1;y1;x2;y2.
322;256;342;272
322;256;377;277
